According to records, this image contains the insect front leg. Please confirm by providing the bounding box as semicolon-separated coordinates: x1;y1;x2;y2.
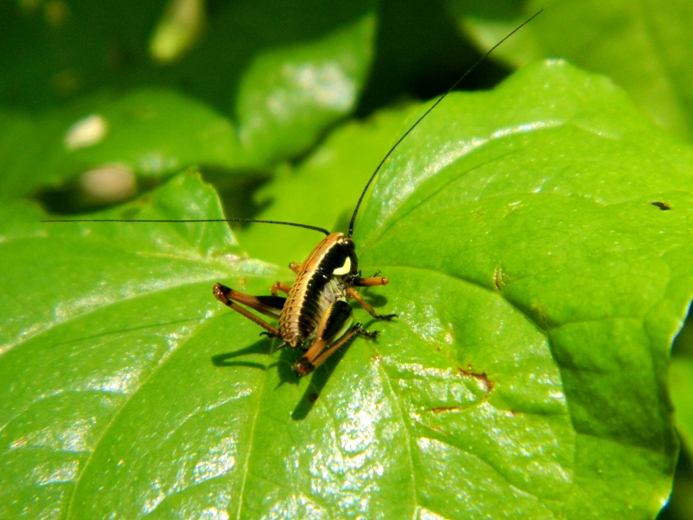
213;283;285;338
270;281;292;296
354;270;389;287
346;286;397;321
293;300;377;376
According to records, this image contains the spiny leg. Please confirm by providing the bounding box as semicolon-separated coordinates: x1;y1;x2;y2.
312;324;379;370
213;283;282;337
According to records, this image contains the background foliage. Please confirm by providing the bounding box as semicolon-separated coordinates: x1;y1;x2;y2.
2;0;693;518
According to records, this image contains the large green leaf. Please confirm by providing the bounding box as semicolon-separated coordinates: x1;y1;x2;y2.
448;0;693;140
2;61;691;518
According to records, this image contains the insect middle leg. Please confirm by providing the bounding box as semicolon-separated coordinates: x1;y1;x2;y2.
213;283;285;338
270;263;301;295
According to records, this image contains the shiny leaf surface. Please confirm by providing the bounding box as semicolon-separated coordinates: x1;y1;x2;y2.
2;62;691;518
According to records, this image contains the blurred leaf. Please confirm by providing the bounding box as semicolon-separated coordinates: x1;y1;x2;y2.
671;357;693;452
671;315;693;460
2;62;691;518
0;88;242;201
662;449;693;520
448;0;693;140
0;1;166;106
149;0;205;64
0;0;376;164
235;13;376;165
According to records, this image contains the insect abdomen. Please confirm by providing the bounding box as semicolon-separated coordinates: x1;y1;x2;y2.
280;270;345;347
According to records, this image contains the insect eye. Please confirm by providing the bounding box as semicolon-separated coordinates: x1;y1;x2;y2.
342;238;355;251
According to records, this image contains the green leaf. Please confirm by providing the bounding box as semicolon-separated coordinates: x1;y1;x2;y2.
449;0;693;140
235;13;376;165
237;104;420;267
358;60;691;517
2;61;691;518
1;1;376;165
0;89;242;200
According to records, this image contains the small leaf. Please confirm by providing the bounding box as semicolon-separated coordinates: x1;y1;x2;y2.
236;13;376;164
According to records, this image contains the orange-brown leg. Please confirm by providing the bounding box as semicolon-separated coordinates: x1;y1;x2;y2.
289;262;302;274
213;283;282;337
294;337;329;376
296;324;378;376
346;287;396;321
354;270;389;287
293;300;354;376
270;281;292;296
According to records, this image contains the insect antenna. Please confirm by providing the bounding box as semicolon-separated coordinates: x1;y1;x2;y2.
41;217;331;236
347;9;543;237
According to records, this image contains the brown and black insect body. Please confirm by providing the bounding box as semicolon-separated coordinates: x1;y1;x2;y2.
212;214;404;374
43;11;541;376
213;230;394;376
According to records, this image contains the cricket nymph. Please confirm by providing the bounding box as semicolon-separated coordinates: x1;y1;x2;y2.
213;230;394;376
281;233;358;348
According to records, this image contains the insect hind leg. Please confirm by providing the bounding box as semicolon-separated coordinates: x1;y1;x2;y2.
294;324;378;376
293;299;382;376
213;283;284;338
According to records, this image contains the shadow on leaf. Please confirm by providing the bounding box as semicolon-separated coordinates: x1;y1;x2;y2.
291;335;355;421
211;338;271;371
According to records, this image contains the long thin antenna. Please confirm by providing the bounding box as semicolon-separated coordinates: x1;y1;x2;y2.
41;218;331;236
347;9;543;237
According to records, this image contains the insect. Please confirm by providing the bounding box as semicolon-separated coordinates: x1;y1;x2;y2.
43;12;541;376
212;218;396;376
